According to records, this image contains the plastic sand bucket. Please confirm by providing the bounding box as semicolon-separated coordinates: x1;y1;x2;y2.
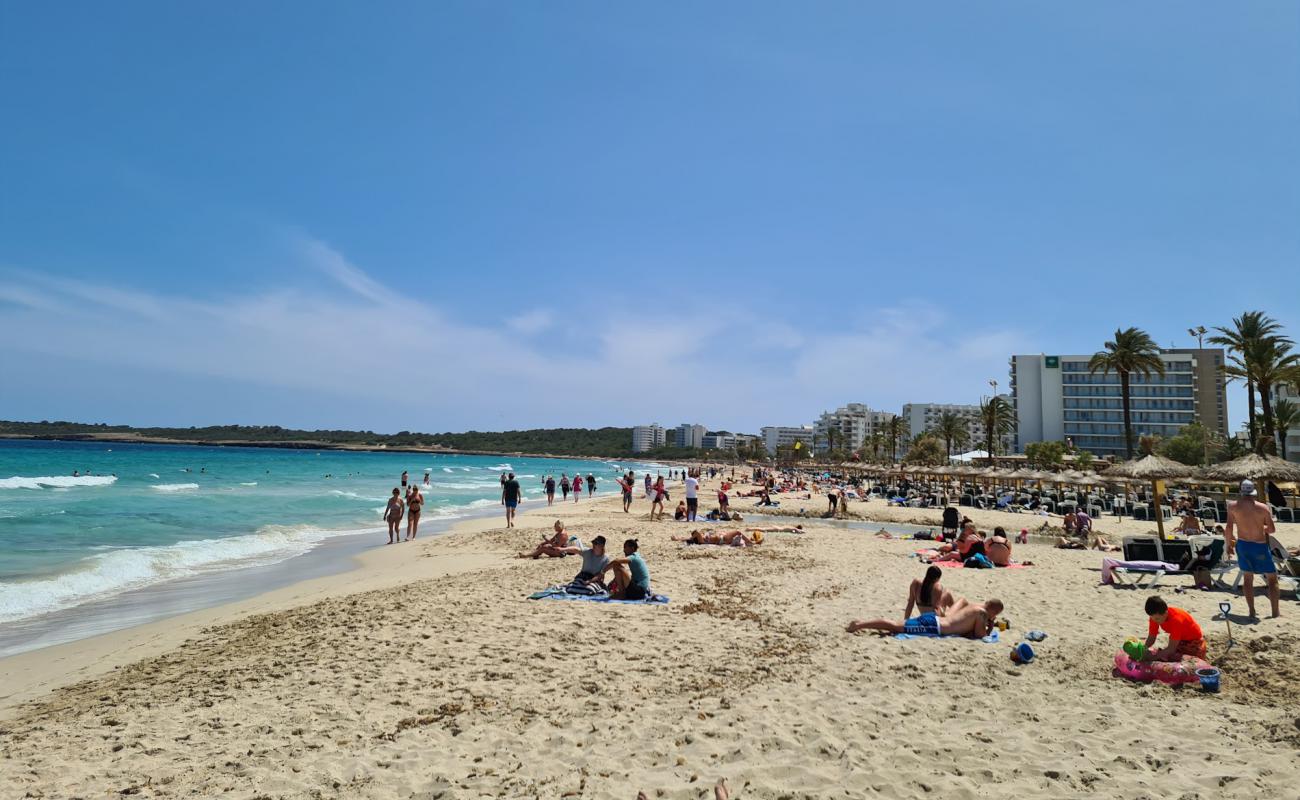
1195;667;1220;693
1010;642;1035;664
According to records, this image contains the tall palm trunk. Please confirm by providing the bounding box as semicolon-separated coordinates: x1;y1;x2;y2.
1120;369;1134;459
1257;382;1276;455
1246;380;1258;451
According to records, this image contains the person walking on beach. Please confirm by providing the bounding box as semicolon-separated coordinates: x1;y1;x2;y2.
617;473;633;513
644;472;653;498
405;486;423;540
684;471;699;522
560;474;570;501
545;475;556;506
573;474;582;503
586;473;596;498
384;488;405;544
651;475;668;520
502;472;522;528
1226;479;1280;618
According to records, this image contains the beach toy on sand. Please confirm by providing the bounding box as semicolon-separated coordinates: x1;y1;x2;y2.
1195;667;1221;693
1122;638;1148;661
1010;642;1035;664
1024;630;1048;642
1113;651;1210;685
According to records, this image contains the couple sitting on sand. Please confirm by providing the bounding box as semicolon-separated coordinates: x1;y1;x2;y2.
558;534;653;601
518;520;579;559
925;523;1015;567
846;565;1004;640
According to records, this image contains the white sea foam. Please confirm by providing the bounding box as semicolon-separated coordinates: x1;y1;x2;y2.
149;473;161;479
490;463;513;471
0;475;118;490
330;489;388;502
240;482;258;486
443;467;454;473
433;481;501;490
0;523;374;624
151;483;199;492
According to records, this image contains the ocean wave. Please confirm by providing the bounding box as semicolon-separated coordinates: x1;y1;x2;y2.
330;489;388;502
443;467;454;473
489;463;513;471
149;473;161;479
0;475;118;490
432;481;501;490
240;482;258;486
0;523;375;624
151;483;199;492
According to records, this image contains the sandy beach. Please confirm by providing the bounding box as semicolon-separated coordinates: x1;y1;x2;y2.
2;476;1298;799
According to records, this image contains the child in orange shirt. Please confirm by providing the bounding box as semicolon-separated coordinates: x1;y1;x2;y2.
1143;595;1207;661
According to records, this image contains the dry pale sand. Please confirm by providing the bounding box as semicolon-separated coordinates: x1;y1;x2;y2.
2;477;1298;799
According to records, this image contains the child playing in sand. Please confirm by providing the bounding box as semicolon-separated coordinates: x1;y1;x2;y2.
1141;595;1207;661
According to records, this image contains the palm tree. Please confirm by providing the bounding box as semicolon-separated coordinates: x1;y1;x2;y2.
886;416;905;462
979;396;1015;459
1275;398;1300;461
1247;337;1299;455
934;411;967;457
1088;327;1166;459
1209;311;1287;452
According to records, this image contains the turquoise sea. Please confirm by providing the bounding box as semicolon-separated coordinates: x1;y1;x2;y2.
0;439;659;641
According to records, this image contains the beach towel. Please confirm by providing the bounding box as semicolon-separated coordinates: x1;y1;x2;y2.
895;629;1001;644
1099;558;1178;585
932;560;1030;569
528;587;669;604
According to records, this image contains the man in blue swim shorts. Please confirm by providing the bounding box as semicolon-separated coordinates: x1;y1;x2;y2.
1226;480;1280;618
847;599;1003;639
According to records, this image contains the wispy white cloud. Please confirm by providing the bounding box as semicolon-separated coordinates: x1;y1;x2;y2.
507;308;555;336
0;237;1030;431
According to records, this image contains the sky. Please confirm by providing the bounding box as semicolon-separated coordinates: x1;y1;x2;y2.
1;2;1297;435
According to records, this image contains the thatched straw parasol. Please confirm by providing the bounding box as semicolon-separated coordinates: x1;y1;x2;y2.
1201;453;1300;484
1105;455;1200;537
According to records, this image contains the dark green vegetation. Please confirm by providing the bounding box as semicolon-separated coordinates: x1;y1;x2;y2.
0;420;638;457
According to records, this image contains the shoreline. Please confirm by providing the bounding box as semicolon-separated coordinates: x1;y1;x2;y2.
0;499;531;716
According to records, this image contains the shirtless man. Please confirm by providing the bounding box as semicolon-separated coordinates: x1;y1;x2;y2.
519;520;575;559
847;598;1003;639
1226;479;1279;618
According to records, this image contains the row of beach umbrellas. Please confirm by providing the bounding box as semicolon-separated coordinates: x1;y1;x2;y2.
833;453;1300;538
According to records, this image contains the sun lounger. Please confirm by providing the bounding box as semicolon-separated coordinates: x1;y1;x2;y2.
1104;558;1181;588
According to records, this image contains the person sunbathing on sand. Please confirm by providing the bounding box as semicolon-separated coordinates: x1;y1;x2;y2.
673;529;760;547
847;598;1003;639
518;520;575;559
904;566;954;618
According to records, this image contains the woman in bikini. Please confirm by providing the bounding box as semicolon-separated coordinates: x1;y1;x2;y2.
384;488;405;544
904;565;954;619
405;486;423;540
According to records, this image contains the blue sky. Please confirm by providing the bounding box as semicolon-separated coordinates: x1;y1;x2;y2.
1;2;1296;434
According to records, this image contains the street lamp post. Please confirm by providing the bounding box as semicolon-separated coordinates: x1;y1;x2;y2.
1187;325;1207;349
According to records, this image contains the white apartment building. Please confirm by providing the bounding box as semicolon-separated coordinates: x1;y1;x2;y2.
1010;349;1228;458
631;424;666;453
761;425;814;455
813;403;895;454
675;423;707;450
902;403;986;444
702;432;760;451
